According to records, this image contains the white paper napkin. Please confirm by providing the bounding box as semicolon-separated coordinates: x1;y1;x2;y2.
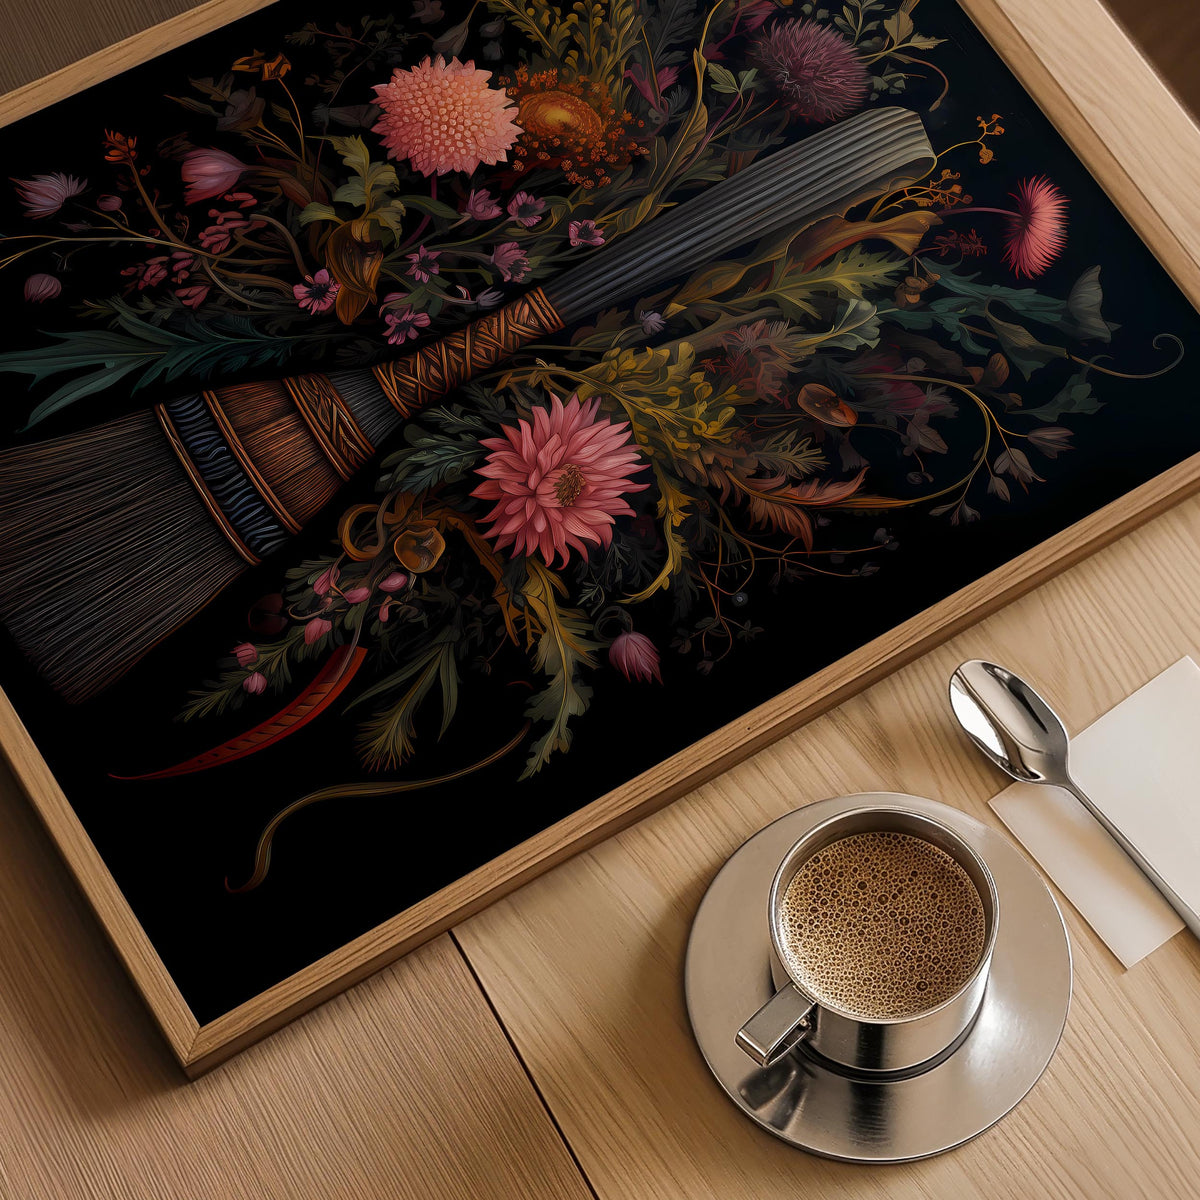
989;658;1200;968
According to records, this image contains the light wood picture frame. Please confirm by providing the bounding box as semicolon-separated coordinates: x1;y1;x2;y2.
1;0;1199;1076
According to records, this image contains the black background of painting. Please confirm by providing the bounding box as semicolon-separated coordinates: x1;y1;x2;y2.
1;0;1198;1026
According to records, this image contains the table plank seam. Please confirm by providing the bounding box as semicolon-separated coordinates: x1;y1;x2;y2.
449;930;603;1200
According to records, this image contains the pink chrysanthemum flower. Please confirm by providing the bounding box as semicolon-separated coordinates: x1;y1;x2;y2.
372;56;521;176
750;20;870;123
1002;176;1068;279
472;394;649;566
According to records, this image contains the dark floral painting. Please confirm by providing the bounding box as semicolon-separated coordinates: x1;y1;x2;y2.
0;0;1197;1024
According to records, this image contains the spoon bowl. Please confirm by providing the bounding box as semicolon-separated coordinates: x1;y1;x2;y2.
948;658;1200;942
948;660;1074;788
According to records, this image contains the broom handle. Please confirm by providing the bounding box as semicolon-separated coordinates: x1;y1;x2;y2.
371;287;563;419
155;287;565;566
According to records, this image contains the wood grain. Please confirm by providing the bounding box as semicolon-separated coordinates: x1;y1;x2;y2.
456;478;1200;1200
0;753;592;1200
5;0;1200;1073
0;0;273;126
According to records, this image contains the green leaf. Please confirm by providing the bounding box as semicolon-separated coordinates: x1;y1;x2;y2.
329;134;373;178
520;559;599;777
883;10;914;43
986;308;1068;379
332;177;368;207
1;299;307;428
400;194;461;221
817;298;882;353
355;641;455;768
373;198;407;240
1023;370;1103;421
706;62;739;93
1063;266;1118;343
299;201;339;226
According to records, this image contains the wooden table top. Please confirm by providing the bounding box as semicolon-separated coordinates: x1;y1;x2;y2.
3;1;1200;1197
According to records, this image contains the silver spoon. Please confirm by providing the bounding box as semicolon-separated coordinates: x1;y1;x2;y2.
949;659;1200;941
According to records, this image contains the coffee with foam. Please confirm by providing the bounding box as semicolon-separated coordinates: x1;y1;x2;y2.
778;830;986;1020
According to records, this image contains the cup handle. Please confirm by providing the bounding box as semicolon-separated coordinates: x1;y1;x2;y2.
736;983;815;1067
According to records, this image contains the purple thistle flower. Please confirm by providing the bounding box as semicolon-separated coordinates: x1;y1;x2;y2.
750;19;870;124
15;173;87;218
464;188;502;220
293;268;340;313
383;306;432;344
491;241;530;283
507;190;546;227
568;219;605;248
406;245;441;283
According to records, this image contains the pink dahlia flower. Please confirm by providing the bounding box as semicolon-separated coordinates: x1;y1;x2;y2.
15;173;86;218
750;20;870;123
472;393;648;566
1002;176;1068;279
491;241;529;283
568;219;604;248
24;273;61;302
293;268;340;313
507;191;545;227
464;188;502;220
608;630;662;684
181;148;247;204
372;56;521;176
383;306;432;344
406;246;440;282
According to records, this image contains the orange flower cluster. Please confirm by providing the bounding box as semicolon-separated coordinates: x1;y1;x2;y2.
103;131;138;165
501;66;646;188
911;168;972;210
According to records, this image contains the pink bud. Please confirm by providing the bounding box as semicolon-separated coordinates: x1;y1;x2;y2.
24;273;61;302
304;617;333;645
97;193;123;211
344;586;371;603
313;565;339;596
609;630;662;684
242;671;267;694
379;571;409;593
232;641;257;667
378;603;390;623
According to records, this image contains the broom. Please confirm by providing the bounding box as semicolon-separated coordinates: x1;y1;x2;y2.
0;107;933;703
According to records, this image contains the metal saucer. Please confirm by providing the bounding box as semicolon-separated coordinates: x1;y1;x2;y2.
684;792;1072;1163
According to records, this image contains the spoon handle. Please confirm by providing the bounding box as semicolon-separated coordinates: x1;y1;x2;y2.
1062;777;1200;942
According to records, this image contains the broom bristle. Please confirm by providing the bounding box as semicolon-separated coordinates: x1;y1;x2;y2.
0;409;247;703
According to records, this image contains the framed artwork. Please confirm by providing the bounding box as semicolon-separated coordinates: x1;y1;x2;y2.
2;0;1199;1074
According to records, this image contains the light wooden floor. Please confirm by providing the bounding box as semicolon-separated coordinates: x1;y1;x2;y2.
2;2;1200;1197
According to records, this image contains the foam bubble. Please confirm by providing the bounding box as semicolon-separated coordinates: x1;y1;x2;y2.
778;831;985;1019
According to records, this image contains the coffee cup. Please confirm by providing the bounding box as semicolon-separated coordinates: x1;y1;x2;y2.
736;806;999;1074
